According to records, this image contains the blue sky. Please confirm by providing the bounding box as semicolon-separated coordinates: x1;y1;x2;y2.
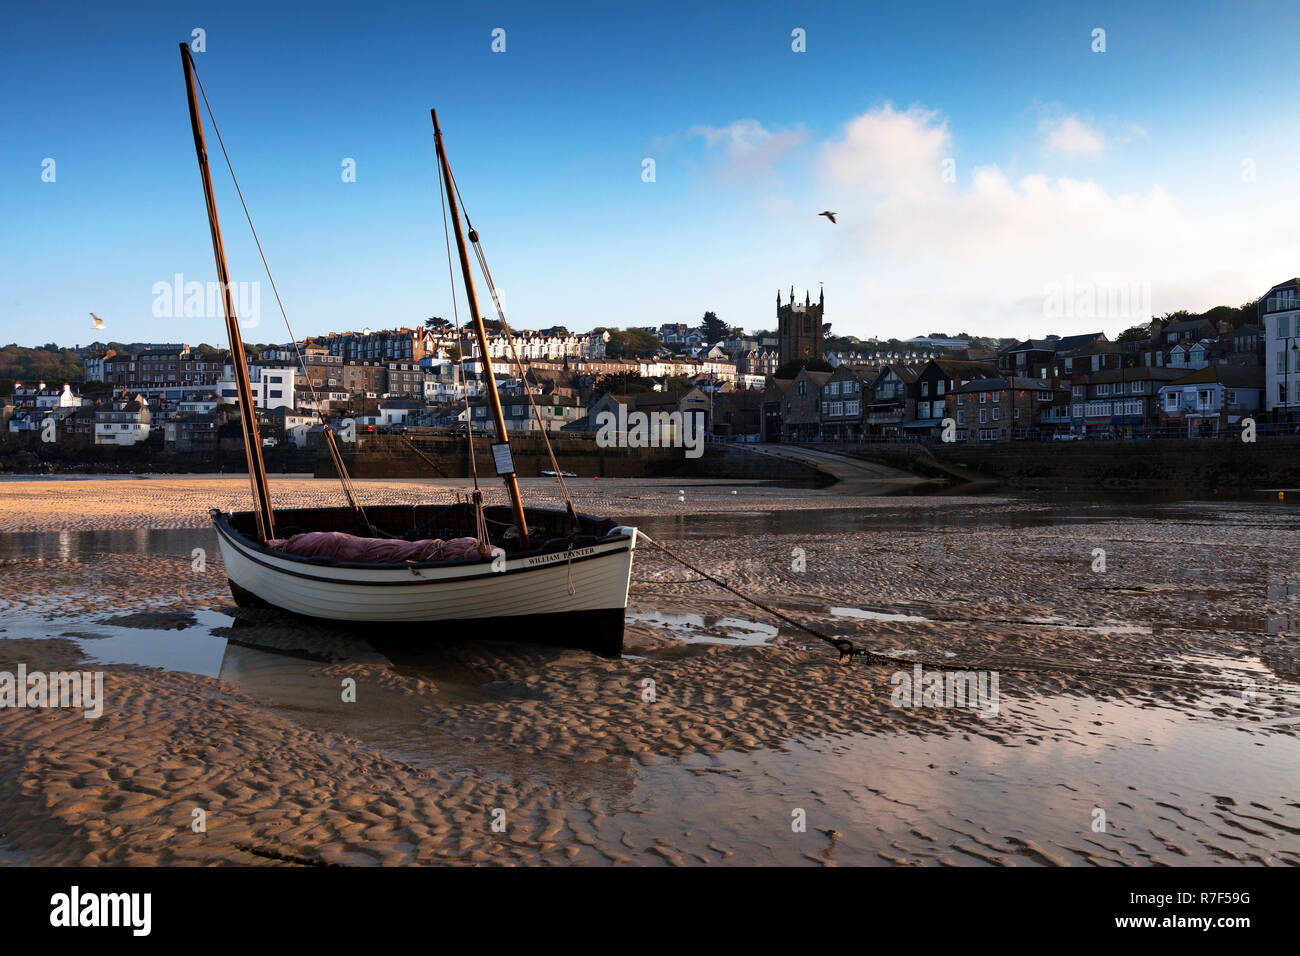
3;0;1299;349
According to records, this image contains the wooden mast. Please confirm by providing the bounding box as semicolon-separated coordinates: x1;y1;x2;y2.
180;43;276;541
431;109;530;550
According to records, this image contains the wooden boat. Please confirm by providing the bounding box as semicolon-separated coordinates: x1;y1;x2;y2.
213;504;636;655
179;45;636;656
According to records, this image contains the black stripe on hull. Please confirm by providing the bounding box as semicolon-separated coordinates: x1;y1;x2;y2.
228;580;625;658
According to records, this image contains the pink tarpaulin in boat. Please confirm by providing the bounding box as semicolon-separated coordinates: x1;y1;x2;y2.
266;531;502;564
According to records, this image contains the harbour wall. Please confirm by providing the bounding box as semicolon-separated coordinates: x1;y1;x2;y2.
319;435;829;484
828;438;1300;492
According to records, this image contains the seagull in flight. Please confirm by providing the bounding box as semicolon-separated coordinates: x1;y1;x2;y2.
819;211;837;223
90;312;105;330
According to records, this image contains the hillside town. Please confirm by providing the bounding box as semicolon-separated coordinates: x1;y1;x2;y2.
5;277;1300;456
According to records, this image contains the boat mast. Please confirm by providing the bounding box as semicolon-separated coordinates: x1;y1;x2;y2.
431;109;530;550
180;43;276;541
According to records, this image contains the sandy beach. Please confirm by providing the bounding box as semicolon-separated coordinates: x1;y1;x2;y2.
1;476;1297;865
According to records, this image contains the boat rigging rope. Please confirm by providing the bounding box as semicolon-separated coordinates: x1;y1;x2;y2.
442;164;580;529
434;133;491;554
435;146;480;492
632;529;1295;696
190;62;370;530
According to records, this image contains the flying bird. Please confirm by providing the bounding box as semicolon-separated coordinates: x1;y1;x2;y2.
90;312;105;330
819;211;837;223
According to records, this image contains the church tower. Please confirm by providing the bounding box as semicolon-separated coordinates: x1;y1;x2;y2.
777;285;824;366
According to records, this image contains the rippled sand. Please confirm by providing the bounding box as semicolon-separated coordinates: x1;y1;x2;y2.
0;478;1297;865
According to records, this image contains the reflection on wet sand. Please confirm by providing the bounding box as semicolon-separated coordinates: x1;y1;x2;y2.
1;483;1299;865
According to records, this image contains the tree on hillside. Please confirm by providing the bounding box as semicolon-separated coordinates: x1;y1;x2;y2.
425;316;451;331
1116;325;1149;343
700;311;727;343
603;328;660;358
592;372;653;396
0;344;86;384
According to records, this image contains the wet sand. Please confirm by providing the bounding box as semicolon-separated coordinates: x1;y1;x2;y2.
0;477;1297;865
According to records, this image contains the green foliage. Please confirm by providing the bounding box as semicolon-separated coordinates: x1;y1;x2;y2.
1152;300;1259;331
603;327;660;358
1115;325;1150;343
700;311;727;343
0;345;85;385
593;372;654;396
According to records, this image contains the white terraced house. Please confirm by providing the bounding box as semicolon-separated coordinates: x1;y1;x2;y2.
216;364;297;411
94;396;151;445
1261;278;1300;422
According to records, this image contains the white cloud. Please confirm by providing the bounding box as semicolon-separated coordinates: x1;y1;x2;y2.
821;104;952;197
688;119;806;175
806;105;1292;337
1040;115;1107;157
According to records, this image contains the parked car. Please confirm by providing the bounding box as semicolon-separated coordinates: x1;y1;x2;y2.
1051;431;1083;441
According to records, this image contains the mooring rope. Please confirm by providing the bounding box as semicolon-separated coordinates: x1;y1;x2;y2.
398;434;446;477
631;529;1297;696
634;530;861;663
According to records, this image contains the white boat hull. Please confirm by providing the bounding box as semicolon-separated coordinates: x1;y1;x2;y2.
212;511;637;656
